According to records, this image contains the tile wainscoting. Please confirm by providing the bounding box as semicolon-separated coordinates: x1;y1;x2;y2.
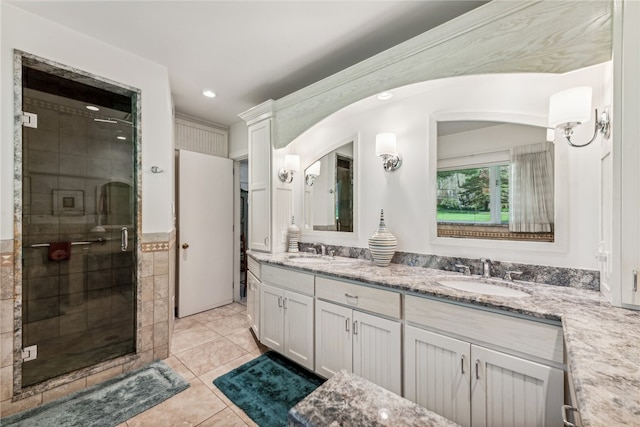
0;231;175;417
298;243;599;291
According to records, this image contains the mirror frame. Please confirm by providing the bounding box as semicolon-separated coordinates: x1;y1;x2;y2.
429;111;569;253
301;134;359;241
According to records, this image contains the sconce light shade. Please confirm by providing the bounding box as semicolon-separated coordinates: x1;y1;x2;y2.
278;154;300;183
548;86;592;129
307;160;321;177
548;86;610;148
305;160;321;186
375;132;402;172
284;154;300;173
375;132;397;156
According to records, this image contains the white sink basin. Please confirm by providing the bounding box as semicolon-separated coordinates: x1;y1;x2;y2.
438;280;530;298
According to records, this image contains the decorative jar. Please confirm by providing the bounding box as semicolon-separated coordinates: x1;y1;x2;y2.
368;209;397;267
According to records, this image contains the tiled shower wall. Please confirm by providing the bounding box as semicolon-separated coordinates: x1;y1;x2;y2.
0;232;175;417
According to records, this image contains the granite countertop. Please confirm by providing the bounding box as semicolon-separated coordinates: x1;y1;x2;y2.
288;370;459;427
249;251;640;426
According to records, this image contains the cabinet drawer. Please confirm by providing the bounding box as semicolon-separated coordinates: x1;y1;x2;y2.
262;264;314;295
405;295;563;364
247;256;261;279
316;277;400;319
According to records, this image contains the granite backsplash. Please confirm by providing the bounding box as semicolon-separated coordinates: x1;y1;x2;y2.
298;243;599;291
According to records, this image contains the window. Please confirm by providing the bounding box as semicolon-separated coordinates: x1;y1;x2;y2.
435;120;554;242
437;165;509;224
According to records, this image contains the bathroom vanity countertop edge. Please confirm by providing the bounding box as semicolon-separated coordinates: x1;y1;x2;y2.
288;370;460;427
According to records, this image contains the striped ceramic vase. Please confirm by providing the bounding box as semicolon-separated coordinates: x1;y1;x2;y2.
288;216;300;253
368;209;397;267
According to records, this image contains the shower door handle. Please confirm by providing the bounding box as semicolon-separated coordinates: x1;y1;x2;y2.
121;227;128;252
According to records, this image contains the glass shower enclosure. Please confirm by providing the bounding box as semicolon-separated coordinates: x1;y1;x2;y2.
20;65;137;387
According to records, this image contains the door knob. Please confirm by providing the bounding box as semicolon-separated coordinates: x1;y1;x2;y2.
182;243;189;249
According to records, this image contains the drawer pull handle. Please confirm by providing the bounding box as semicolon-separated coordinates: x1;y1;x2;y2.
353;321;358;335
345;293;359;300
278;296;283;308
561;404;579;427
634;270;638;292
345;317;350;332
461;354;465;374
283;298;287;310
475;359;480;380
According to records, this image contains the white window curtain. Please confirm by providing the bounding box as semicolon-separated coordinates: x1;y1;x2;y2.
509;142;554;233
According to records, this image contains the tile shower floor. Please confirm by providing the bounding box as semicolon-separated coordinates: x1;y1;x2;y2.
121;302;266;427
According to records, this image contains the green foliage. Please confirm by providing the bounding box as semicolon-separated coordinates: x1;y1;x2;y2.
439;197;460;210
437;165;510;223
457;168;489;211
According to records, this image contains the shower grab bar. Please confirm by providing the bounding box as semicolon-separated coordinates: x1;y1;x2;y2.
29;238;111;248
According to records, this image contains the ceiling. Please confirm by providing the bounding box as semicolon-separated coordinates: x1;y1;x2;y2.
9;1;487;127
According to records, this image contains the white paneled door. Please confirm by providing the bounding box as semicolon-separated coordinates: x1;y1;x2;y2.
315;300;353;378
471;345;563;427
260;282;285;352
352;310;401;396
283;290;314;369
404;326;471;427
178;150;233;317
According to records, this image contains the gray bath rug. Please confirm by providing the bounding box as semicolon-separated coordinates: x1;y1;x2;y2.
1;360;189;427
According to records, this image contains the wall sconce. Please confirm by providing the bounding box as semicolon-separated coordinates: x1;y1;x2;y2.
278;154;300;183
305;160;321;186
375;132;402;172
548;86;610;148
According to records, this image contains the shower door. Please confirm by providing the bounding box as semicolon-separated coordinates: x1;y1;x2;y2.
21;66;137;387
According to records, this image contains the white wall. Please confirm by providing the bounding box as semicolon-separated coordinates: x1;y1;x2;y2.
1;4;174;237
289;64;611;269
229;121;248;160
438;123;546;169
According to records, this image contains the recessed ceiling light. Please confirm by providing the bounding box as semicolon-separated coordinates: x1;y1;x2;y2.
202;90;216;98
86;105;100;111
117;136;127;140
376;92;393;101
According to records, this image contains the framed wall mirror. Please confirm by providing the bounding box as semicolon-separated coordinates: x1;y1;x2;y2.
436;120;554;242
303;139;356;234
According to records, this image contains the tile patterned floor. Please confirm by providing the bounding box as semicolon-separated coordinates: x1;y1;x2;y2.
120;302;267;427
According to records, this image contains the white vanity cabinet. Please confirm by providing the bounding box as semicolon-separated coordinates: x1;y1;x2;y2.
259;265;315;370
404;295;564;427
315;277;402;395
246;257;261;338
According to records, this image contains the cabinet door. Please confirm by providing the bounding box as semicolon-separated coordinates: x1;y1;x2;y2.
352;310;402;396
248;119;271;252
247;271;260;338
471;345;563;427
260;282;283;351
404;326;471;427
619;0;640;308
315;300;352;378
283;291;314;370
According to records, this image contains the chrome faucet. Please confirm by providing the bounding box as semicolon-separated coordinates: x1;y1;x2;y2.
480;259;491;278
455;264;471;276
504;270;523;281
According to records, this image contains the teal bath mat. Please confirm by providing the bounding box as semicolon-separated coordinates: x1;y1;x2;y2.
1;360;188;427
213;352;324;427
